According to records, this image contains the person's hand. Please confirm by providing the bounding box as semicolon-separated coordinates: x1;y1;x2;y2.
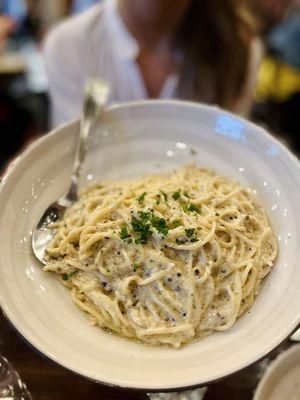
0;16;16;50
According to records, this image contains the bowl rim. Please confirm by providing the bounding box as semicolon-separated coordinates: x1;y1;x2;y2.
1;99;299;186
0;99;300;391
1;308;299;393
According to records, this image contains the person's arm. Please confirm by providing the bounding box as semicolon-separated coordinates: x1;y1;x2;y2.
43;22;84;127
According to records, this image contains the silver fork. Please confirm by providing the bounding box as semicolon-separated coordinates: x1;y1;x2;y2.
31;79;109;264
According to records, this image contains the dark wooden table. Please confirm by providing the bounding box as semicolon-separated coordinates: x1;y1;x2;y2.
0;311;292;400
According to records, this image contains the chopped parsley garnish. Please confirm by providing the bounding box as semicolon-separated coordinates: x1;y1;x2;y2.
61;271;77;281
131;216;152;244
187;203;200;213
132;263;140;272
120;225;131;240
156;194;161;205
172;189;181;200
179;199;200;214
176;238;185;245
151;215;168;236
139;211;152;220
159;190;168;202
184;228;199;242
125;210;170;244
185;228;196;238
172;189;195;201
137;192;147;204
138;210;153;222
180;201;189;213
171;220;182;228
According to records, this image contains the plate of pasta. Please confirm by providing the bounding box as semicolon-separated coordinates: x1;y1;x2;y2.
0;100;299;390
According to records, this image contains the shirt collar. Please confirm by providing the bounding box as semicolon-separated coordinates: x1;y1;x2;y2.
104;0;139;60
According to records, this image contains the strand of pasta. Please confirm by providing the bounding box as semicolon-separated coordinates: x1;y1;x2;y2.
44;164;277;348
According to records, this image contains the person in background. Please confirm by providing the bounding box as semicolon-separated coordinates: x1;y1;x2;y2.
0;13;39;171
249;0;300;153
43;0;259;127
0;4;47;172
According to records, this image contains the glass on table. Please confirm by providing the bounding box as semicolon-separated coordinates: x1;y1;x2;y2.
0;354;32;399
147;387;207;400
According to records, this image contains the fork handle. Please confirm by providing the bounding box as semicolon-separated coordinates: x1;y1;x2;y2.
66;80;109;203
66;117;92;202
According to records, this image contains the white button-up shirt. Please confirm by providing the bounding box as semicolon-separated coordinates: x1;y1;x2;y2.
43;0;261;127
43;0;178;127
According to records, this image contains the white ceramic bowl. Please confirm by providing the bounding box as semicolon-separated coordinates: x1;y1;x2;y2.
0;100;299;391
254;344;300;400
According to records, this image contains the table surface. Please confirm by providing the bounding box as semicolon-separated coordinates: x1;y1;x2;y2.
0;311;292;400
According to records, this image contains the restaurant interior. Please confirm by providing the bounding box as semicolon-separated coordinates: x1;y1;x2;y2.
0;1;300;399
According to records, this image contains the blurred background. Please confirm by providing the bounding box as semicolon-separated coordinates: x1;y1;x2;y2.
0;0;300;173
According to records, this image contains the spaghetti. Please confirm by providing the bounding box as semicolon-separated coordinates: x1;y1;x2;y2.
45;164;277;348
